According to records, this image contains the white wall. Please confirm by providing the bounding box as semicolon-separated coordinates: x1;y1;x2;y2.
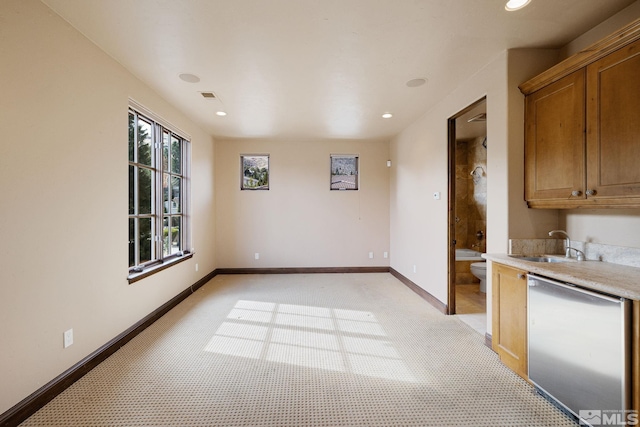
389;49;558;307
561;210;640;248
0;0;216;413
215;139;390;268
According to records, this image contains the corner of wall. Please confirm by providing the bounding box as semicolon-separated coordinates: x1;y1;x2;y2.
505;49;561;240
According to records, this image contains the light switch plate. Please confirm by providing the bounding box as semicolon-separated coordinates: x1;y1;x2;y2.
63;329;73;348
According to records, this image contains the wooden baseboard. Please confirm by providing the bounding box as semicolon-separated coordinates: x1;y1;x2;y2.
0;270;217;427
216;266;390;275
389;267;448;314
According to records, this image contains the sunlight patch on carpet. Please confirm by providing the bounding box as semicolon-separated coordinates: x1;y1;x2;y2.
204;300;416;382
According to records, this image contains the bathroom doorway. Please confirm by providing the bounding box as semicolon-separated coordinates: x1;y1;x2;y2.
447;97;487;335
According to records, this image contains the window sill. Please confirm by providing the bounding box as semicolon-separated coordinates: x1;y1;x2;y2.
127;252;193;284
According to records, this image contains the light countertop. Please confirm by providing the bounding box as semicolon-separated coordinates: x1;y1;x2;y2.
483;253;640;300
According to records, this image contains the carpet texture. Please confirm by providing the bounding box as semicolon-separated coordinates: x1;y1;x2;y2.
20;273;576;426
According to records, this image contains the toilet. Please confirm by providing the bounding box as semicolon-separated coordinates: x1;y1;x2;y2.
470;262;487;293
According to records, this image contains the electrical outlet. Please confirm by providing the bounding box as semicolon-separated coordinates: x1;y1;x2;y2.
255;252;260;260
433;191;441;200
368;252;374;259
195;263;199;272
384;252;388;259
63;329;73;348
413;265;417;273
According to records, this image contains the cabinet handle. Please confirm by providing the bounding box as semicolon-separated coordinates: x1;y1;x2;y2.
517;274;526;280
571;190;582;197
585;189;596;196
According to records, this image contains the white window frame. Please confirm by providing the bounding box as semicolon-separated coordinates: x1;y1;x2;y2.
128;101;192;282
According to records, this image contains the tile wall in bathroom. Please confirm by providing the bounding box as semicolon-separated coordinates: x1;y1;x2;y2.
455;136;486;252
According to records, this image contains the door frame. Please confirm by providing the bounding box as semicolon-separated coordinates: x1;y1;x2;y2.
447;96;487;315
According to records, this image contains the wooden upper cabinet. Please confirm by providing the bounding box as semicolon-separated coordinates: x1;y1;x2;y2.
525;70;585;202
520;18;640;208
586;39;640;200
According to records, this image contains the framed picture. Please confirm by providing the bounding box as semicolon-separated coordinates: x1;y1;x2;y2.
241;155;269;190
330;154;358;190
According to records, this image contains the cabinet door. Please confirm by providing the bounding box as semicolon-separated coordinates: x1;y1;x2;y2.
525;70;585;202
492;263;528;379
586;39;640;199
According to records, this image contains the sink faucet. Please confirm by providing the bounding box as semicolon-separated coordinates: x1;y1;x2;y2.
548;230;570;256
548;230;585;261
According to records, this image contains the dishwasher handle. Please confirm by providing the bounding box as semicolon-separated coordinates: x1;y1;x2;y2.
527;274;625;303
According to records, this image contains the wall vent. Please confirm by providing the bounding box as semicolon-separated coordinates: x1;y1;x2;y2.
200;92;217;99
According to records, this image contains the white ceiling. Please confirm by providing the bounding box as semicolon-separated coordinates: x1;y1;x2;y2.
42;0;636;141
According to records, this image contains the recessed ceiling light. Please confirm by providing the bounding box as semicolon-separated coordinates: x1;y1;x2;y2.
406;78;427;88
179;73;200;83
382;113;393;119
505;0;531;11
216;111;227;117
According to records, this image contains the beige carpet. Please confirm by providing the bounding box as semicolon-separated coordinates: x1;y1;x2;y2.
20;273;576;426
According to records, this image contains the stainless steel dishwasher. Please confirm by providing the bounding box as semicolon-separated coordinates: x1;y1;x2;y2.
527;274;631;424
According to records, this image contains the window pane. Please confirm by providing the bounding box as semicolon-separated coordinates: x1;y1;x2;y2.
138;167;153;214
163;173;170;214
129;165;135;215
137;118;152;166
171;176;181;213
162;131;170;171
128;112;135;162
171;216;182;254
139;218;153;264
129;218;136;267
331;156;358;190
162;217;171;257
171;135;181;173
162;216;181;256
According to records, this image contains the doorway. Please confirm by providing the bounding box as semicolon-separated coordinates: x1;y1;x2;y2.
447;97;487;335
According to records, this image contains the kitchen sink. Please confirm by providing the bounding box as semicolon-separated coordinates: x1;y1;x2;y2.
508;255;570;263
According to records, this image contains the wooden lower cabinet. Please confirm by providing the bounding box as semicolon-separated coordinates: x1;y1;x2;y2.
492;263;528;380
491;262;640;410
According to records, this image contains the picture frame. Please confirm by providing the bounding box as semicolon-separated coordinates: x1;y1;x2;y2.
241;155;269;190
330;154;358;190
